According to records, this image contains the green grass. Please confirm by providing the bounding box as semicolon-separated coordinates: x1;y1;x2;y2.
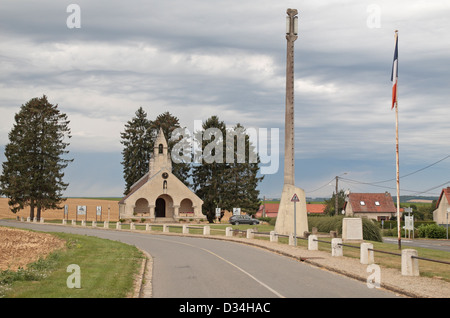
1;232;144;298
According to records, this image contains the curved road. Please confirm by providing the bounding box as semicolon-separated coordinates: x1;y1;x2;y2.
1;220;400;298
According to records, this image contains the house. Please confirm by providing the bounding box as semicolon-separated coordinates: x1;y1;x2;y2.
433;187;450;226
255;203;326;218
118;128;203;222
343;192;399;221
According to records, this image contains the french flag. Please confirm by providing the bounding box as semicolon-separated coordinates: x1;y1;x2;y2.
391;32;398;109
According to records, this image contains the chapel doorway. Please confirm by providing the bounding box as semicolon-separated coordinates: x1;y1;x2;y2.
155;198;166;217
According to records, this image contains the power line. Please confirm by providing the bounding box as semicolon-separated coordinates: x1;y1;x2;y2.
341;154;450;185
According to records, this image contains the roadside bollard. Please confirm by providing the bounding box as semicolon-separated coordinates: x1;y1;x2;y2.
331;238;343;257
308;235;318;251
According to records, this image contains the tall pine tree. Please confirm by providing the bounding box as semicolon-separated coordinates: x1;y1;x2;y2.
120;107;152;195
0;95;72;219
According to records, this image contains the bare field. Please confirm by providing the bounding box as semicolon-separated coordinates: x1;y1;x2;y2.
0;227;66;271
0;198;120;222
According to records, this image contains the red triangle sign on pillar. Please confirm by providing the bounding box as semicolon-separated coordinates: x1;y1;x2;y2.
291;193;299;202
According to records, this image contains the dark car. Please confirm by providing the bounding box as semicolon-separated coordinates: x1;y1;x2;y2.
229;215;260;225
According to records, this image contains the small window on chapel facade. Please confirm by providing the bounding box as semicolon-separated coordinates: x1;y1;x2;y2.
158;144;163;154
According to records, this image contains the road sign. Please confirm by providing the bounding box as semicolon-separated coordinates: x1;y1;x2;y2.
291;193;299;202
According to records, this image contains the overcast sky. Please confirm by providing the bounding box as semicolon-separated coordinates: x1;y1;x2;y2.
1;0;449;200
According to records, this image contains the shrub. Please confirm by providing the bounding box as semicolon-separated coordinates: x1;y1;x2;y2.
417;224;446;239
307;215;382;242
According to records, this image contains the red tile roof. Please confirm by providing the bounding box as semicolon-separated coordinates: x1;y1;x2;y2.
436;187;450;208
344;192;396;213
256;203;326;216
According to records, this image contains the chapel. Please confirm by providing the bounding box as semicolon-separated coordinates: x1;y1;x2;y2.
118;128;203;221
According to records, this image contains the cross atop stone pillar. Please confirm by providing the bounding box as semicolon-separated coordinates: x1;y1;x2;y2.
284;8;298;186
274;9;308;237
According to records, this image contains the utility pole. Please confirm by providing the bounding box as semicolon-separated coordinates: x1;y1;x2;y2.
335;173;347;215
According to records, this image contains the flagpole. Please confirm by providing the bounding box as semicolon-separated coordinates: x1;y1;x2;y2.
393;30;401;250
395;93;401;250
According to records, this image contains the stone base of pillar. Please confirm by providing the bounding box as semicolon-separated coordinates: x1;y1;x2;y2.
274;184;308;236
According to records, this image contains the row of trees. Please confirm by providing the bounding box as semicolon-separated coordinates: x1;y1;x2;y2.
120;108;263;221
0;97;263;222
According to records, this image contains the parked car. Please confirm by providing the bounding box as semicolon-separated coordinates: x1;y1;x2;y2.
229;215;260;225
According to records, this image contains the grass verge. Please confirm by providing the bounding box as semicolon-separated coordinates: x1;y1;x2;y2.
1;232;144;298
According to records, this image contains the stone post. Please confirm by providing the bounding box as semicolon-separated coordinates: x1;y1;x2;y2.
225;227;233;237
116;222;121;230
146;223;151;231
331;238;343;257
182;224;189;234
246;228;254;239
360;242;374;264
289;233;295;246
203;226;210;236
270;231;278;242
62;219;67;225
163;224;169;233
104;221;109;228
308;234;318;251
92;221;97;227
130;222;135;230
401;249;419;276
72;220;76;226
81;220;86;226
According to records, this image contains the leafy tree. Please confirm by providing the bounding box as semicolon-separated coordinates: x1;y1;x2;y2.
192;116;263;221
324;189;346;216
192;116;227;222
120;107;152;195
223;123;263;217
0;95;72;219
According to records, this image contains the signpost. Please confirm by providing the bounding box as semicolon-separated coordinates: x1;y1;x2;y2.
77;205;87;223
291;193;299;246
404;207;413;239
96;206;102;222
215;208;221;223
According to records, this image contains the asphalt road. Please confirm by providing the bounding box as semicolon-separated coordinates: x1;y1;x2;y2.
382;237;450;252
1;220;401;298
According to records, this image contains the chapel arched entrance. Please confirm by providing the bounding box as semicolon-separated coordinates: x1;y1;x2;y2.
155;194;174;218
